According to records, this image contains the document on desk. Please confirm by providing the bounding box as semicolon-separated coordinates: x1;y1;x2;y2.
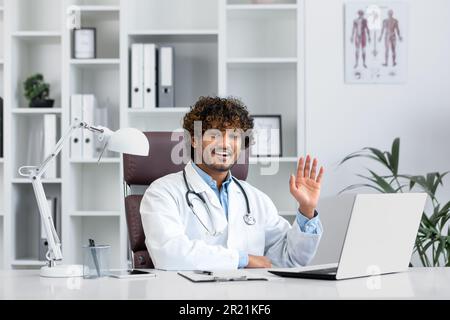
177;271;272;283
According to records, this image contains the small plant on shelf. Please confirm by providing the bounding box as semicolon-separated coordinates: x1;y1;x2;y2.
23;73;54;108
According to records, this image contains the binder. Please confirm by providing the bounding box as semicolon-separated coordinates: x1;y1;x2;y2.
158;46;174;108
43;114;58;179
143;43;156;109
70;95;83;158
82;95;96;159
131;43;144;109
39;198;58;261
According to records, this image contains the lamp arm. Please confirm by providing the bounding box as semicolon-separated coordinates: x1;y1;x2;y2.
17;120;106;265
32;177;63;262
35;121;85;178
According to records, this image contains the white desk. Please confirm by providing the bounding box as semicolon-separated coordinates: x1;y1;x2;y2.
1;266;449;300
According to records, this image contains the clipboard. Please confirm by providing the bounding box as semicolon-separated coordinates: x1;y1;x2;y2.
177;271;268;283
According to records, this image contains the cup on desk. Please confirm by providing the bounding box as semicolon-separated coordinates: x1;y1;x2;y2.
82;244;111;279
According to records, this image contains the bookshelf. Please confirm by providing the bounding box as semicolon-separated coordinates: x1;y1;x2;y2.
0;0;6;269
0;0;305;270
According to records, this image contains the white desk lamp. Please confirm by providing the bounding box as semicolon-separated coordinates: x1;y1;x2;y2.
18;120;149;278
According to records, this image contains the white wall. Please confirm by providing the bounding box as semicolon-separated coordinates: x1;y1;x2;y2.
306;0;450;264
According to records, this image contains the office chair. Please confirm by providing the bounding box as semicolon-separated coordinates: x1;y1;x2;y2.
122;131;249;269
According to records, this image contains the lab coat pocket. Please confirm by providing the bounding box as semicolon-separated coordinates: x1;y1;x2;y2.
245;223;265;255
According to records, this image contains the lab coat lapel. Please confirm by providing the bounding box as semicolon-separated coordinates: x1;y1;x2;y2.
226;180;247;249
184;162;225;210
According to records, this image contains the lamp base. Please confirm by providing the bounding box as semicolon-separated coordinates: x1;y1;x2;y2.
40;264;84;278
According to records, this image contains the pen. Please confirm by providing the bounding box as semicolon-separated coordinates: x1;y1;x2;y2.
89;239;101;277
194;270;213;275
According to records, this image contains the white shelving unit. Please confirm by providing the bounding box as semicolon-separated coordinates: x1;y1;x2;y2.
0;0;6;269
0;0;305;270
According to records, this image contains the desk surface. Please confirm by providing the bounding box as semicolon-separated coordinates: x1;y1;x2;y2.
1;265;450;300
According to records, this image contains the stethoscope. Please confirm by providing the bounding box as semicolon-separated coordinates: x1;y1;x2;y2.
183;168;256;237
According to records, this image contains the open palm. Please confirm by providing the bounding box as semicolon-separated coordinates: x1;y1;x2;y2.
289;155;324;219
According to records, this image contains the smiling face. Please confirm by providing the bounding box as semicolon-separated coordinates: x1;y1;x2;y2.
183;96;254;174
196;128;242;172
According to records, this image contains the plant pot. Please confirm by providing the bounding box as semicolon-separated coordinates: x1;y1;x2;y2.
29;99;55;108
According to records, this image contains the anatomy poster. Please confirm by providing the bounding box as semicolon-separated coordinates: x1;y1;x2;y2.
345;2;408;83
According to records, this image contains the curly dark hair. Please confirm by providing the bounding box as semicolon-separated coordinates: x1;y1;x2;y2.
183;96;254;149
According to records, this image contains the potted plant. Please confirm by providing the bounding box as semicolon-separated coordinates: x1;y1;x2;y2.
23;73;55;108
340;138;450;267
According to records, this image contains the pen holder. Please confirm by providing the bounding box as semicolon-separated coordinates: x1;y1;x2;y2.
82;245;111;279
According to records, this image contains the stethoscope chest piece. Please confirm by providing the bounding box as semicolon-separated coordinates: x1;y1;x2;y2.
243;213;256;226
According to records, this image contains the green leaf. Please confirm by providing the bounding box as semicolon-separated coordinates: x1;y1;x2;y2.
363;147;391;169
389;138;400;175
367;170;396;193
400;174;437;201
434;237;446;266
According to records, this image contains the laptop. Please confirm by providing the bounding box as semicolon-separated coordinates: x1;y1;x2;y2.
269;193;427;280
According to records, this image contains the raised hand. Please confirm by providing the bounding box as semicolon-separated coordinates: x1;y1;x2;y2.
289;155;324;219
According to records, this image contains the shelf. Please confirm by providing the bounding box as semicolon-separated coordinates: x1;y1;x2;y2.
227;7;296;59
249;157;298;164
70;59;120;69
71;164;121;211
128;29;219;36
127;34;218;112
227;4;297;11
11;259;47;267
71;211;121;217
70;158;120;164
11;32;62;109
76;5;120;12
12;31;62;41
227;0;297;4
127;0;218;31
12;0;61;33
12;108;62;114
12;178;62;184
70;58;120;65
71;7;120;59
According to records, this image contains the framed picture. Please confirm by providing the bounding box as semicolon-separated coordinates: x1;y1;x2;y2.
73;28;96;59
345;1;408;83
250;115;282;157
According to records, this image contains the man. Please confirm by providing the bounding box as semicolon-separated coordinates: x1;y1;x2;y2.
140;96;324;270
378;9;402;67
351;10;371;68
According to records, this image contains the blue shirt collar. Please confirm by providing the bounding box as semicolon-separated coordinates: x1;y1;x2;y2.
191;163;233;191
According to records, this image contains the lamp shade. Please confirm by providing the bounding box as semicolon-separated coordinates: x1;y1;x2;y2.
107;128;149;156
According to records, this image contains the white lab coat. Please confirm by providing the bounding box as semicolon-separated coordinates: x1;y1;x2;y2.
140;162;322;270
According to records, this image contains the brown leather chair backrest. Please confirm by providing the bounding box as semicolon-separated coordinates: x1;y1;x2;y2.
123;131;249;268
